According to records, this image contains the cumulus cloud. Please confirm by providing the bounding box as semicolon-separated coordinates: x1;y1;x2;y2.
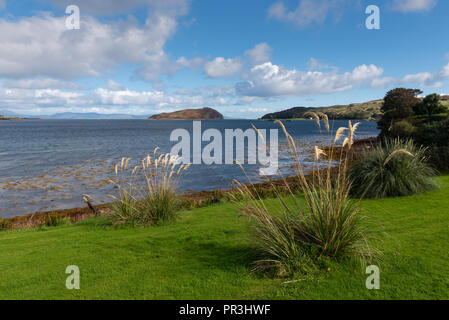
245;43;273;65
136;56;205;81
204;57;243;78
370;77;396;88
391;0;438;12
95;88;165;105
369;62;449;88
0;87;86;112
2;78;82;90
307;57;335;71
401;62;449;87
0;82;238;115
107;80;127;91
268;0;350;28
0;3;195;82
236;62;383;97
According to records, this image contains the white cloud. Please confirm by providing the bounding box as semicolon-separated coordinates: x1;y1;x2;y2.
307;58;335;71
0;82;239;115
245;43;273;65
369;62;449;89
204;57;243;78
268;0;349;28
236;62;383;97
0;5;193;82
401;62;449;87
391;0;438;12
239;108;269;113
370;77;396;88
402;72;434;84
0;87;87;112
2;78;82;90
95;88;164;105
107;80;127;91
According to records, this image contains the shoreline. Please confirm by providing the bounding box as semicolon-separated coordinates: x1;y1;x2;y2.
0;137;377;230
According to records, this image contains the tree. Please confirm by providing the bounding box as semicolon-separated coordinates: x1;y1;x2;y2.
378;88;422;135
413;94;447;117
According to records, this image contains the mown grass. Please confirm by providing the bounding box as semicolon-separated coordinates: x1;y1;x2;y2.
1;176;449;300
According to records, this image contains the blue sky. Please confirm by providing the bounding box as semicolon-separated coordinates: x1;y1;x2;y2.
0;0;448;118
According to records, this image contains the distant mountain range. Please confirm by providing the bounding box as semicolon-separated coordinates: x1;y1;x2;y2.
0;110;147;119
46;112;147;119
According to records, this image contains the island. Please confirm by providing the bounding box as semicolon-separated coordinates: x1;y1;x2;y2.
148;107;224;120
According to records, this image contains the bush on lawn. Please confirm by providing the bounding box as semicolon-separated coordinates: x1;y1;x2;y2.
349;138;438;199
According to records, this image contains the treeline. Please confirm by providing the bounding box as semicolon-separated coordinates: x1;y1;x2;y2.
378;88;449;171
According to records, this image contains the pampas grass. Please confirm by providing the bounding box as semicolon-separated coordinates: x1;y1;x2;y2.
232;114;377;276
350;139;438;199
108;149;189;226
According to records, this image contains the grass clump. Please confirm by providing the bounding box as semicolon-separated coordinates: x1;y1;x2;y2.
44;214;66;227
233;117;376;277
350;138;438;199
0;218;12;231
109;150;190;226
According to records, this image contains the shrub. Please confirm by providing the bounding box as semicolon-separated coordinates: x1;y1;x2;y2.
414;118;449;147
109;151;189;226
413;94;447;117
233;118;376;276
426;146;449;172
45;214;64;227
349;139;438;199
0;218;12;231
411;118;449;172
390;120;416;138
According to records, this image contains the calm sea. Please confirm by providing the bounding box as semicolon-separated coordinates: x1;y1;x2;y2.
0;119;379;218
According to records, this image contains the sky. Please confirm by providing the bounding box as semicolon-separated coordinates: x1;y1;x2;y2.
0;0;448;118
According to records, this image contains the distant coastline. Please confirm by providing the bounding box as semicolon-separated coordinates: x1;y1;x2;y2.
260;100;384;121
261;96;449;121
0;116;40;121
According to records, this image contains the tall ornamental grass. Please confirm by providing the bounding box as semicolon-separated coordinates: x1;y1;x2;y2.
233;116;377;276
349;138;438;199
109;149;190;226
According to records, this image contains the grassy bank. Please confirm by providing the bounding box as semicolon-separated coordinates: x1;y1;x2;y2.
1;176;449;300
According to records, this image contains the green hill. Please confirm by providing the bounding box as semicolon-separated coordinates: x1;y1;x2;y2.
262;95;449;121
261;100;383;121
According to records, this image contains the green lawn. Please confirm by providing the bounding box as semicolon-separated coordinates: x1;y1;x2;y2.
1;176;449;300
